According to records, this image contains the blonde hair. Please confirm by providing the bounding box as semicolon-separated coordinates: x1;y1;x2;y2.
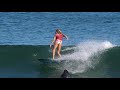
56;29;62;34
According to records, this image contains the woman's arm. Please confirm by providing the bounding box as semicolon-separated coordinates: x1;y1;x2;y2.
50;36;56;48
63;34;68;40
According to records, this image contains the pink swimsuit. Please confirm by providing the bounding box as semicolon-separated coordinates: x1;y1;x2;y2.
55;34;63;44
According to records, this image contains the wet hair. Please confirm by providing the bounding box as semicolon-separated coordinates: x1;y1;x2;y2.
56;29;62;34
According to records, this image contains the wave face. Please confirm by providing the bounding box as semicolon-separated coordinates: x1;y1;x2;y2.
0;41;120;78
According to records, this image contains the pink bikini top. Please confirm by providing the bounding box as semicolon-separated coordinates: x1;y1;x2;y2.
55;34;63;40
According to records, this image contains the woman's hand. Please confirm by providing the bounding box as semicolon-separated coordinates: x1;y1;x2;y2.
50;44;52;48
66;37;69;40
66;36;68;40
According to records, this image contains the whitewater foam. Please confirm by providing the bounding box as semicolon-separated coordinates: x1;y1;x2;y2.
59;41;114;74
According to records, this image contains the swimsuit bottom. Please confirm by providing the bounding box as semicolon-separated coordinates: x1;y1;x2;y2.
55;39;62;44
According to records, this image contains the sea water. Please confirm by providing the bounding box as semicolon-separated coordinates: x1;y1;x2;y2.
0;12;120;78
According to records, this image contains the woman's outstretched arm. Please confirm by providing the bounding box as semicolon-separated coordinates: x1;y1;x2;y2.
63;34;68;40
50;36;56;48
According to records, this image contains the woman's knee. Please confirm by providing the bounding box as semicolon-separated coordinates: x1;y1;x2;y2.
53;49;56;53
57;51;60;54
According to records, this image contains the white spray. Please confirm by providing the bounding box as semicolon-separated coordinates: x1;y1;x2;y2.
59;40;114;74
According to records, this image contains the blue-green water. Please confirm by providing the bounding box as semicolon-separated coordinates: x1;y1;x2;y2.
0;12;120;78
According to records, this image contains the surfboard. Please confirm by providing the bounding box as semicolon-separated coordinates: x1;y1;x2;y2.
38;58;66;64
38;58;64;64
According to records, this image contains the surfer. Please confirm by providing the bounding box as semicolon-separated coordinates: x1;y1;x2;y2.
50;29;68;59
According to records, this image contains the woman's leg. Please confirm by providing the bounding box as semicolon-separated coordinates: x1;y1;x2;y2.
52;43;58;59
57;43;62;58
